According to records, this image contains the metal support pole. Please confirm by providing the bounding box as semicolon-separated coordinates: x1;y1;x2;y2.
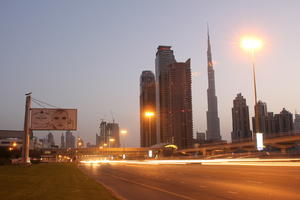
122;133;126;157
148;117;151;146
22;93;31;164
253;62;260;132
252;50;260;140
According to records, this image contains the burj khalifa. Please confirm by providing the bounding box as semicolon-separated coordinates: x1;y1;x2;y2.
206;28;221;141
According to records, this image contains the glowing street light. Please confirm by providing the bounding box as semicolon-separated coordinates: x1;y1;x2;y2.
145;111;155;118
241;36;263;146
241;37;262;52
12;142;17;147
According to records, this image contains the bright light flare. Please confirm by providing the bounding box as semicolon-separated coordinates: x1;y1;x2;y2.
120;129;128;135
145;111;154;118
241;37;262;51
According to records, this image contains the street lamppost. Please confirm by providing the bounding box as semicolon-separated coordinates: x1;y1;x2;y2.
103;143;108;159
120;129;128;148
120;129;128;159
241;36;263;141
144;111;155;146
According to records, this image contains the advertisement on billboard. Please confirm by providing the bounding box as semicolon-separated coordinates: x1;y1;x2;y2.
31;108;77;130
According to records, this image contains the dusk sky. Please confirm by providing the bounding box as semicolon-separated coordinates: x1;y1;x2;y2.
1;1;299;146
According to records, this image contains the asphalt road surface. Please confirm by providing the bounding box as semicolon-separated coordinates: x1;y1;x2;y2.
79;163;300;200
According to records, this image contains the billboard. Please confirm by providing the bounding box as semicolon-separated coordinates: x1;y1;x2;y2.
31;108;77;130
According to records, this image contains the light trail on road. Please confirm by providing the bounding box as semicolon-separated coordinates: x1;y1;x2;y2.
80;158;300;166
79;160;300;200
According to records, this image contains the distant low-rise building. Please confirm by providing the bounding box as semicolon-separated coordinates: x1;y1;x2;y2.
196;132;205;144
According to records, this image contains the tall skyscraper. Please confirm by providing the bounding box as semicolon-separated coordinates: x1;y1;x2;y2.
231;93;252;142
166;60;193;148
155;46;176;144
140;71;157;147
65;131;75;148
154;46;193;148
60;133;65;148
206;29;221;142
294;114;300;132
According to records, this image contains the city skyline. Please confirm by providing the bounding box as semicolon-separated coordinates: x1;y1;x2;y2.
0;1;300;146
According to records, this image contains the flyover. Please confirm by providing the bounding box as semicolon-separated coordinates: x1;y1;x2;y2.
178;132;300;155
43;147;161;161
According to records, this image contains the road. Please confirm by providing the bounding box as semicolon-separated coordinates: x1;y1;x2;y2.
79;162;300;200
